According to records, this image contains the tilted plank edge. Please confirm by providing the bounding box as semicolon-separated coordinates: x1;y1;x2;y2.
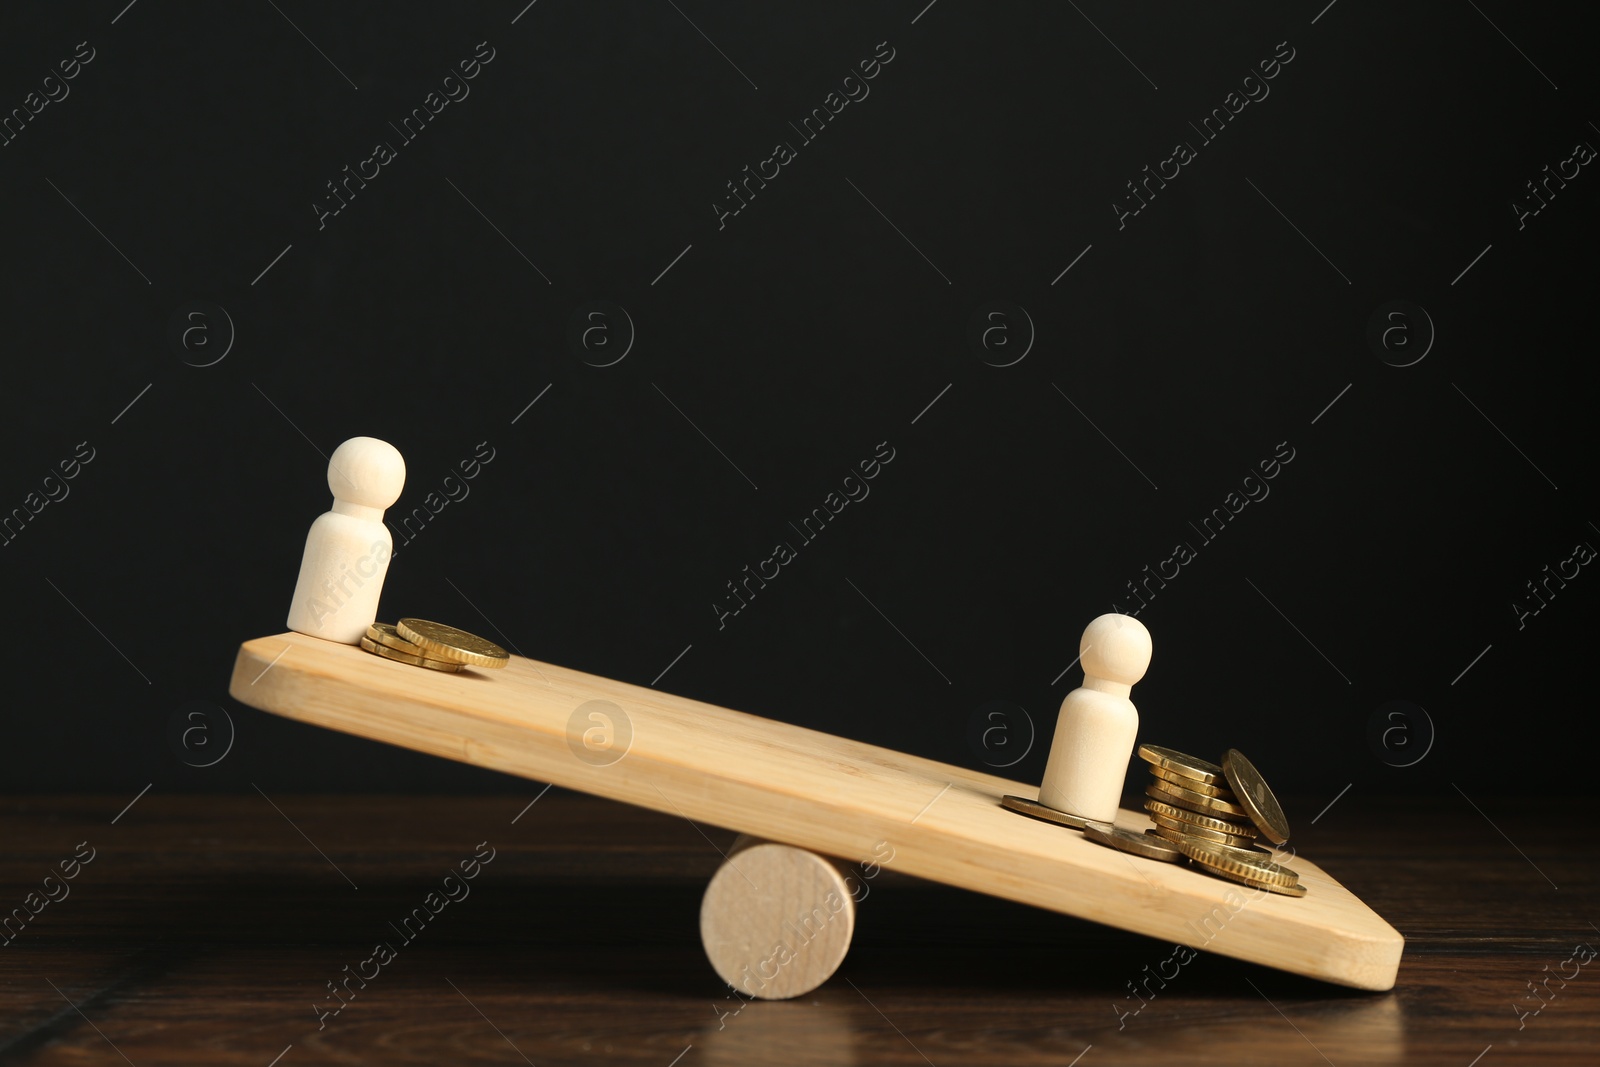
230;632;1403;990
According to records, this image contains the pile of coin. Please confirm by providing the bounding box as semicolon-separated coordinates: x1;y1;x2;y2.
358;618;510;673
1116;744;1304;896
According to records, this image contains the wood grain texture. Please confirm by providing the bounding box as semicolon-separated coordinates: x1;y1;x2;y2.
1;794;1594;1067
228;631;1402;990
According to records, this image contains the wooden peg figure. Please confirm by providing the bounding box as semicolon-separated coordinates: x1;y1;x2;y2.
1038;613;1153;824
287;437;405;644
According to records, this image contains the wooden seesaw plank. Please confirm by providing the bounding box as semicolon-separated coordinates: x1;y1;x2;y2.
229;632;1403;990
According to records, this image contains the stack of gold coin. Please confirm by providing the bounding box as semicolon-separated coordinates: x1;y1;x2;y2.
1133;744;1305;897
357;619;510;672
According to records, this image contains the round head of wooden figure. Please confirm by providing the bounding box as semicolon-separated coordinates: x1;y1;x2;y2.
1079;613;1152;688
327;437;406;512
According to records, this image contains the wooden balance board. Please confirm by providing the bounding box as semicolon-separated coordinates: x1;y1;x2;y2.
229;632;1403;994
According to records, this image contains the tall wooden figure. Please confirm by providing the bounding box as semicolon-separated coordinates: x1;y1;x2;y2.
287;437;406;645
1038;613;1152;824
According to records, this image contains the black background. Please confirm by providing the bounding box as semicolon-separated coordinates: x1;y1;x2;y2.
2;1;1594;805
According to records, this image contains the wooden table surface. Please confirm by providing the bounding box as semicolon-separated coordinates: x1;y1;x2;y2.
1;792;1593;1066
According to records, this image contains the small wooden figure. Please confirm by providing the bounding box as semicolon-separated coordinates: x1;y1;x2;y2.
286;437;405;644
1038;613;1152;824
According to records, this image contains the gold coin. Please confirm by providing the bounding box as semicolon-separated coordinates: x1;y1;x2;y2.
1137;744;1226;785
396;618;510;668
1197;864;1308;897
1144;798;1257;837
1221;749;1291;845
359;636;463;672
1176;839;1300;886
1146;780;1249;817
1149;816;1259;848
1149;764;1235;798
1147;824;1273;859
1001;794;1089;830
1083;821;1184;863
368;622;430;655
1174;836;1273;860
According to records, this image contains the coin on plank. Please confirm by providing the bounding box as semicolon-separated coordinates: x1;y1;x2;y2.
1149;763;1235;797
1146;780;1249;817
1083;821;1184;863
1001;794;1090;830
359;635;463;672
396;618;510;669
1220;749;1291;844
1149;817;1260;848
1144;798;1257;837
368;622;431;655
1197;863;1308;897
1136;744;1226;785
1170;835;1274;860
1175;838;1301;887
